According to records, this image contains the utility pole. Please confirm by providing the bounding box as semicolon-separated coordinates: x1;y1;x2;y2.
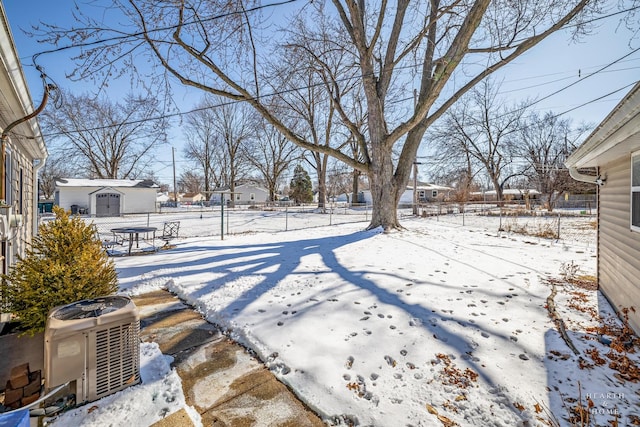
172;147;178;204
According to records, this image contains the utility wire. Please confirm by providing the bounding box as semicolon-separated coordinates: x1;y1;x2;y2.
39;49;640;140
24;2;639;140
31;0;303;65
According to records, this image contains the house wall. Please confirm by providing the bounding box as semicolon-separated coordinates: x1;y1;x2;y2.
4;143;36;271
232;186;269;204
55;187;91;211
599;154;640;333
120;188;157;213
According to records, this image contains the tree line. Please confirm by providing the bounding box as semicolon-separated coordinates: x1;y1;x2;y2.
32;0;638;227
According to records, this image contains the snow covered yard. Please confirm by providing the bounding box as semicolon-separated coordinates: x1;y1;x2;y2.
48;216;639;426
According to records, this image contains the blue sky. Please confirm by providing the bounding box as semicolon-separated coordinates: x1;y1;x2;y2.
4;1;639;185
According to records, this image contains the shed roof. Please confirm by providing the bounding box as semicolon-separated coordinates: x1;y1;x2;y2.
56;178;159;189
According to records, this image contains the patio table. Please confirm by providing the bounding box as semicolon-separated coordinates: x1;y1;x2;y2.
110;226;157;255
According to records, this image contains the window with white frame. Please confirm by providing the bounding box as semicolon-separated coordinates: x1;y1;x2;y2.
632;152;640;230
432;190;438;198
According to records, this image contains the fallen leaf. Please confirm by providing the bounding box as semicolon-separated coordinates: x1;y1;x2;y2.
426;403;438;415
436;414;459;427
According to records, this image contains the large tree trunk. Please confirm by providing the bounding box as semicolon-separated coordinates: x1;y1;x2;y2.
316;155;328;211
352;169;360;206
491;177;504;206
367;144;402;231
317;168;327;212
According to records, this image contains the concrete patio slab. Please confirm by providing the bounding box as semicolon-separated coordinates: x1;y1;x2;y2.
134;290;324;427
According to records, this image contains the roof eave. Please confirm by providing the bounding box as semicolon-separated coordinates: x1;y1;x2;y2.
565;81;640;169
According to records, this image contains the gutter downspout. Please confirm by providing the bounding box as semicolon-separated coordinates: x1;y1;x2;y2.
32;157;46;237
568;164;601;304
568;167;604;186
0;83;53;252
0;83;54;200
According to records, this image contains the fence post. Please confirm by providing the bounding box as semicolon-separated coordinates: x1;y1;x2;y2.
146;212;150;227
462;204;465;227
220;197;224;240
557;213;561;240
285;205;288;231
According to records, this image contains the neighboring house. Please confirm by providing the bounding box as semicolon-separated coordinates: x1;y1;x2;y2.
181;192;206;204
0;3;48;276
211;183;269;205
54;178;159;216
565;81;640;334
409;182;454;202
358;183;453;205
156;192;170;204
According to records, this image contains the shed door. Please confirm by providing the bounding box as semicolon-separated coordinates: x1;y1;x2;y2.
96;193;121;217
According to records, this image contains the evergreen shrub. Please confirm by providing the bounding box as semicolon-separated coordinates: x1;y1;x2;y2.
2;207;118;335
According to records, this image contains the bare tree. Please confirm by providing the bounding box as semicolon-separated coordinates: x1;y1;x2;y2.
38;152;74;200
183;100;219;194
326;161;353;203
178;170;204;193
518;112;590;211
37;0;601;230
431;80;528;203
41;92;167;179
244;119;300;202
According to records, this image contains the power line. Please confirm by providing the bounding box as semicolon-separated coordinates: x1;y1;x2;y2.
30;0;303;65
22;2;637;143
38;52;639;140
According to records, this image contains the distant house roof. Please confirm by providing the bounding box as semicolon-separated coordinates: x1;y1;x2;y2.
55;178;159;189
471;189;541;196
407;182;453;192
212;183;268;193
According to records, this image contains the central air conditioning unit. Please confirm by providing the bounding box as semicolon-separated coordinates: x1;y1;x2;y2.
44;296;141;403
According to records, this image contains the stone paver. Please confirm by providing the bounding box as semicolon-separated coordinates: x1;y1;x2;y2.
134;290;324;427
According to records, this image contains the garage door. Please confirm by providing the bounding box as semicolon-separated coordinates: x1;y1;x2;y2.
96;193;121;217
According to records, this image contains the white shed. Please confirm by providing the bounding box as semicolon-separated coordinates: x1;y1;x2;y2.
54;178;159;216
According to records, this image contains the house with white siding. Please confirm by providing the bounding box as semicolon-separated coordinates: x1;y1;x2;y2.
210;183;269;205
565;81;640;334
54;178;158;216
0;3;48;276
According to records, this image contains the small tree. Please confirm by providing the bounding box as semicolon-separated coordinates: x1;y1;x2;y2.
289;165;313;205
2;207;118;335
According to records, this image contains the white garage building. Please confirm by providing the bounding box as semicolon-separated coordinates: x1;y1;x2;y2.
54;178;159;216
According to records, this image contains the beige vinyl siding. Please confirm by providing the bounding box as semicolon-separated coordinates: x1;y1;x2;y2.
599;155;640;333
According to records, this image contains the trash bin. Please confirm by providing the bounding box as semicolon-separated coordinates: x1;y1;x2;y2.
70;205;79;214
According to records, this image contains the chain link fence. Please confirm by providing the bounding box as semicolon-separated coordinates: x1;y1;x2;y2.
412;202;597;248
38;201;596;250
72;203;373;241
